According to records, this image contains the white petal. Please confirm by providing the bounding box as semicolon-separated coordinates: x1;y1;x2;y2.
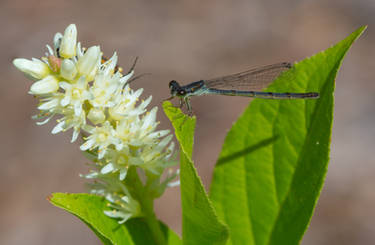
71;129;80;142
148;129;170;139
60;59;77;80
29;75;59;95
105;195;116;203
52;121;65;134
46;45;54;56
77;46;101;77
142;107;157;130
93;73;105;87
102;52;118;74
82;171;99;179
101;163;115;174
80;138;95;151
76;42;84;57
114;142;123;151
38;98;59;110
133;88;144;99
140;96;152;108
167;180;180;187
74;102;83;116
119;70;134;84
118;214;133;224
119;168;128;180
87;64;99;81
60;24;77;58
122;196;130;203
13;58;50;80
36;116;53;125
103;210;119;218
59;81;71;90
158;135;173;149
53;32;63;51
166;141;175;158
60;95;70;106
98;148;107;159
77;75;87;88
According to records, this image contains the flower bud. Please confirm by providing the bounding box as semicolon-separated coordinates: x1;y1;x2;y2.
59;24;77;58
88;108;106;124
48;55;61;73
77;46;100;78
60;59;77;80
29;75;59;95
13;58;50;80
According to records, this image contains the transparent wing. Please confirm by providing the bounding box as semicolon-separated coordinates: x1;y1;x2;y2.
204;62;292;91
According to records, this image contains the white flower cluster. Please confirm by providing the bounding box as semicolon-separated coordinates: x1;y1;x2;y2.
13;24;178;223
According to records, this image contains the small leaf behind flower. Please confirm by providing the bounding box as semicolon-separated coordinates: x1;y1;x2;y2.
49;193;181;245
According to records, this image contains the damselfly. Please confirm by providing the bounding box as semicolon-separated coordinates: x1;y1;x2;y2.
167;62;319;113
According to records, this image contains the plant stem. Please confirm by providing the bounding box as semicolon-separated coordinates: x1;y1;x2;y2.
125;167;166;245
142;198;166;245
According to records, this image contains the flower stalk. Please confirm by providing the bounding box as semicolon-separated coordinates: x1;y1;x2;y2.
142;199;167;245
124;166;167;245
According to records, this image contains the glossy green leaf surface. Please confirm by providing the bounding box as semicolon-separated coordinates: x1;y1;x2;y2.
163;102;229;245
49;193;181;245
209;26;366;245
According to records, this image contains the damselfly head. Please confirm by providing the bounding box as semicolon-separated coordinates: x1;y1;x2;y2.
169;80;179;89
169;80;185;97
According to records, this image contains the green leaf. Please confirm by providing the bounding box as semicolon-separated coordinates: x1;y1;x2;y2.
163;102;195;158
49;193;181;245
209;26;366;245
163;102;229;245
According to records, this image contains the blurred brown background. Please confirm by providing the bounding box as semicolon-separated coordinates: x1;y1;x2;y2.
1;0;374;244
